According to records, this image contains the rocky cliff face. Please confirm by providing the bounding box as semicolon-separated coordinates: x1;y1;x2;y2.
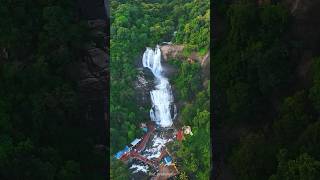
285;0;320;53
160;44;210;82
284;0;320;86
160;45;184;61
76;0;108;172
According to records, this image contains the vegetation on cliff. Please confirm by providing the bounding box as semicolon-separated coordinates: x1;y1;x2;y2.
214;1;320;179
0;0;105;179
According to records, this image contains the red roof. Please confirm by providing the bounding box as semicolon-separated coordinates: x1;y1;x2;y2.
176;130;184;142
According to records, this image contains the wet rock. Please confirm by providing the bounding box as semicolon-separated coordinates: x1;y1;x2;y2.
135;69;155;107
142;68;155;83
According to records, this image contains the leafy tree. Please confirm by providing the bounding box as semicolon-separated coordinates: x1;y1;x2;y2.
309;57;320;112
110;159;129;180
270;150;320;180
173;61;202;100
230;133;276;180
226;82;251;121
273;91;311;145
214;1;320;179
0;0;103;179
57;160;81;180
298;121;320;160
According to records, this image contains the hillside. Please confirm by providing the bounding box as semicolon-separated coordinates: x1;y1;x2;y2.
214;1;320;179
0;0;107;179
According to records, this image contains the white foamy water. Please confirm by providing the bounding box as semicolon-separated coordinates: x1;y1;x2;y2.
143;135;173;159
142;46;176;127
130;164;149;174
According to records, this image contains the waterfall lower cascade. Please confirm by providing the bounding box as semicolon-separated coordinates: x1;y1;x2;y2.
142;46;177;127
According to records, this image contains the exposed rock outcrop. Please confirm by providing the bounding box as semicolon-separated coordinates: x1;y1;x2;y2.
160;44;209;66
284;0;320;53
201;52;210;85
79;21;108;103
76;1;108;169
160;44;210;89
284;0;320;86
160;44;210;73
285;0;313;15
160;45;184;61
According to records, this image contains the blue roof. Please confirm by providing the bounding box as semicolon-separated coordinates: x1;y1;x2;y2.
115;146;129;159
164;156;172;165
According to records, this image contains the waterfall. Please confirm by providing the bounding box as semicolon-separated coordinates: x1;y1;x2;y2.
129;45;176;175
142;46;176;127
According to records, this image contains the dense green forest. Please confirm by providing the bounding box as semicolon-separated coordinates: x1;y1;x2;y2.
0;0;105;179
109;0;210;179
214;0;320;179
168;60;211;179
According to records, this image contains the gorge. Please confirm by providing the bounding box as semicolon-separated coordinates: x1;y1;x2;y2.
128;46;177;177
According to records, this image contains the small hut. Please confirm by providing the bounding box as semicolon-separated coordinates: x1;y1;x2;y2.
176;130;184;142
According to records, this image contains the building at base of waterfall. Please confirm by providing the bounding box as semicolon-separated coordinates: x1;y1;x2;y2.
163;155;173;166
115;146;130;160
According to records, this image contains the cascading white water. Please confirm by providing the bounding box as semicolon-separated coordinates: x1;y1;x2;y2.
130;46;176;174
142;46;176;127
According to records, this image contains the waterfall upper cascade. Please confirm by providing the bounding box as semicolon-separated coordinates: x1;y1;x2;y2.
142;46;177;127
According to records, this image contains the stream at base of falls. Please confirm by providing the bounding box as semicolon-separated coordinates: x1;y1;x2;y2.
129;45;177;177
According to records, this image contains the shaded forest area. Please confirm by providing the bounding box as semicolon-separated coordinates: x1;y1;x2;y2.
109;0;210;179
0;0;107;179
214;0;320;179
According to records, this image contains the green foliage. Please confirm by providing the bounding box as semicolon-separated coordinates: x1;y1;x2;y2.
174;0;210;51
110;158;129;180
178;171;189;180
213;1;292;125
230;133;276;180
172;61;202;101
270;150;320;180
273;91;311;145
298;121;320;160
216;1;320;179
260;4;289;41
0;0;102;179
57;161;81;180
226;82;251;121
176;126;210;179
227;1;257;46
309;57;320;112
173;66;210;179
